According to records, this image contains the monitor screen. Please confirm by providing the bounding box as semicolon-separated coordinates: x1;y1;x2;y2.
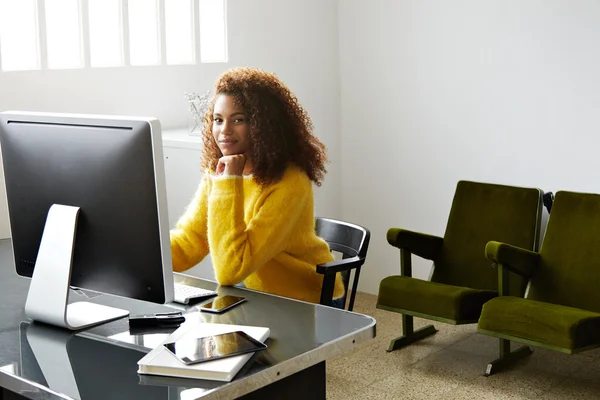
0;112;173;306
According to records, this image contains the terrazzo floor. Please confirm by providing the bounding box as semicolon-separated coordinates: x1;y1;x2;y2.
327;292;600;399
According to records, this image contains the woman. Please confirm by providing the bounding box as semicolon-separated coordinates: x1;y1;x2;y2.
170;67;344;304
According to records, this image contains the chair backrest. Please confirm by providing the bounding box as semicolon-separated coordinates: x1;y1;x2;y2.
528;191;600;312
315;217;370;310
432;181;543;296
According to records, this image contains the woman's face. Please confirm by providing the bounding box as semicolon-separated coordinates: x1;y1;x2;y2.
212;94;251;157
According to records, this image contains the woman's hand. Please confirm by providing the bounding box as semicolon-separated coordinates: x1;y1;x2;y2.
216;154;246;176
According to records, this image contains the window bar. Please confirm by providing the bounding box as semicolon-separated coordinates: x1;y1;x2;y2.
0;21;3;71
36;0;48;69
121;0;131;66
80;0;91;67
192;0;200;64
158;0;167;65
222;0;228;62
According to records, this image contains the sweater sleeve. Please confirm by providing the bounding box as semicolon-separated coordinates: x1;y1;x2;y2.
170;175;211;272
207;174;309;285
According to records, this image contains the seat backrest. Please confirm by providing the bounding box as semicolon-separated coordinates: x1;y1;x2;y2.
528;191;600;312
315;217;370;309
316;217;369;259
432;181;543;296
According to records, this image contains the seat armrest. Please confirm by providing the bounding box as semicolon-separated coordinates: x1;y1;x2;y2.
386;228;443;260
316;256;363;274
485;241;540;278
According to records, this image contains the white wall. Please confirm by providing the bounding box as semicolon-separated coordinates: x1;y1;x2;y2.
0;0;341;232
8;0;589;297
339;0;600;294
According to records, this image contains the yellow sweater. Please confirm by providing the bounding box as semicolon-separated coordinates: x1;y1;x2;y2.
170;165;345;303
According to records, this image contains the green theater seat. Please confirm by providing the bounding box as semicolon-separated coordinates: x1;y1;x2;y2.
377;181;544;352
479;190;600;375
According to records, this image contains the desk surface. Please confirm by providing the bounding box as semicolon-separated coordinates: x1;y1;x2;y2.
0;240;376;400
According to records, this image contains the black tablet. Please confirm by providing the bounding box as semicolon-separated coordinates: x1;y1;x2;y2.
163;331;267;365
198;295;246;313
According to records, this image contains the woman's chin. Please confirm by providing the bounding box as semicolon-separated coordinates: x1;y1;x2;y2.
220;149;242;156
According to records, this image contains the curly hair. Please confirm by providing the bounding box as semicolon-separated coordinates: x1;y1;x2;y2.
200;67;328;187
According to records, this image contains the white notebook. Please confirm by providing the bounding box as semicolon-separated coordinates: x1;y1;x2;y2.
137;322;270;382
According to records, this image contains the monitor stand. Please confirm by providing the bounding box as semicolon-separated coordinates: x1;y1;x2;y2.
24;204;129;331
23;322;81;400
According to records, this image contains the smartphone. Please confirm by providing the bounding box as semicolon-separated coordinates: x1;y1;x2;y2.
198;295;246;314
163;330;267;365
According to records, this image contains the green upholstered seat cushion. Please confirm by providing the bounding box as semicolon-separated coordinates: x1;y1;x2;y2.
479;296;600;351
378;276;497;322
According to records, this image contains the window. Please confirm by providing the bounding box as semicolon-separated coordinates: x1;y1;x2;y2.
88;0;123;67
45;0;83;69
199;0;227;62
128;0;160;66
0;0;227;72
165;0;194;65
0;0;39;71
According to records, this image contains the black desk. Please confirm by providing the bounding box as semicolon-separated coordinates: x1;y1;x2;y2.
0;240;376;399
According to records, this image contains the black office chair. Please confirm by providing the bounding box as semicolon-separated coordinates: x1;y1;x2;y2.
315;217;370;311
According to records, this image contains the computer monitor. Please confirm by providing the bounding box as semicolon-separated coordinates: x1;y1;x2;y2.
19;321;181;399
0;111;174;330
